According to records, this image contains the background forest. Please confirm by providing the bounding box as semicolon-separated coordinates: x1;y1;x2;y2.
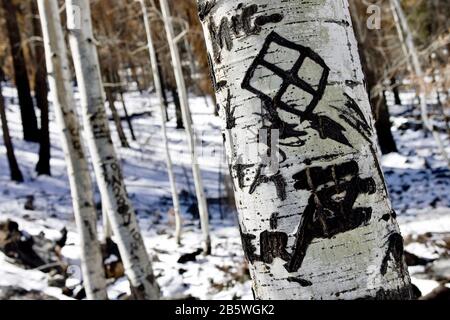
0;0;449;300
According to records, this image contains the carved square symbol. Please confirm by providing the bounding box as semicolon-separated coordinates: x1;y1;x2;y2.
281;84;313;113
297;57;325;89
264;42;301;71
248;65;284;100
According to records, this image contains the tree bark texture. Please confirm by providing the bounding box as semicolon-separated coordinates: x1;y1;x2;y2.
65;0;160;299
198;0;412;299
37;0;107;299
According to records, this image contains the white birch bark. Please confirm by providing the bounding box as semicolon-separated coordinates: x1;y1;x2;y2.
37;0;107;300
65;0;160;299
159;0;211;254
389;0;450;168
198;0;412;299
102;206;112;240
138;0;182;244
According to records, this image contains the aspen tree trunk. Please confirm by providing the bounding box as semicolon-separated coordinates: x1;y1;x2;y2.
102;206;112;241
160;0;211;254
37;0;107;299
390;0;450;167
65;0;160;299
0;73;24;183
2;0;39;142
139;0;182;244
198;0;412;299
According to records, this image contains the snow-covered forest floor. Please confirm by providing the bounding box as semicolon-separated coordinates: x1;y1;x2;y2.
0;85;449;300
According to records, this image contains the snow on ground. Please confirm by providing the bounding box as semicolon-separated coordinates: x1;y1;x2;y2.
0;86;449;299
1;85;252;300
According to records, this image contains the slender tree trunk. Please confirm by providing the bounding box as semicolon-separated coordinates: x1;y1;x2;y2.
119;91;137;141
0;73;24;183
31;0;51;176
139;0;182;244
365;71;397;154
389;1;413;74
102;206;112;241
391;77;402;106
156;54;170;122
348;0;397;154
2;0;39;142
37;0;107;299
105;85;130;148
171;87;184;129
390;0;450;167
198;0;412;299
112;71;137;141
66;0;160;299
160;0;211;254
374;90;398;154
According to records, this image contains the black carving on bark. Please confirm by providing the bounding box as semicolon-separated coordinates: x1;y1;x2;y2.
270;212;279;230
232;157;254;189
259;230;291;264
286;161;375;272
198;0;217;22
207;4;283;63
249;164;287;201
224;89;236;129
242;32;355;148
380;232;405;276
287;277;312;287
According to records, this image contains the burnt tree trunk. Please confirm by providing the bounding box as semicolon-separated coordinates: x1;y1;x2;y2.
32;0;51;175
0;71;24;183
391;77;402;106
119;91;137;141
104;78;130;148
113;71;136;141
171;87;184;129
2;0;39;142
374;90;398;154
156;54;170;121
